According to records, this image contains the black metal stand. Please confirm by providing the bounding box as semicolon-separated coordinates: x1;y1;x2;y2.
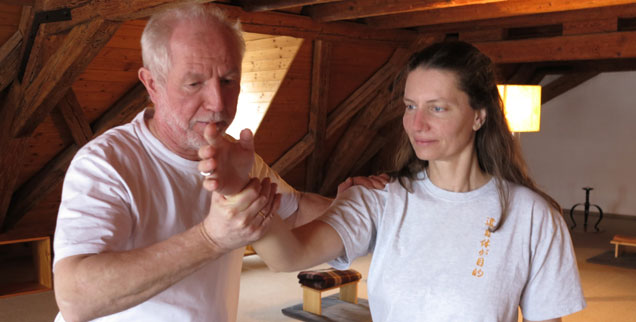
569;187;603;232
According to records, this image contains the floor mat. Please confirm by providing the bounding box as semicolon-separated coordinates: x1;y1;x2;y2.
281;294;371;322
587;250;636;270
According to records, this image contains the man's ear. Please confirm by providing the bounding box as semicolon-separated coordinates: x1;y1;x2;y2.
138;67;160;104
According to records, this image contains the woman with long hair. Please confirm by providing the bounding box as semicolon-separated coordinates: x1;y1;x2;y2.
212;41;586;321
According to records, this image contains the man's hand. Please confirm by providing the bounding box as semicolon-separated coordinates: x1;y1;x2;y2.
337;173;390;196
198;124;254;195
202;178;280;253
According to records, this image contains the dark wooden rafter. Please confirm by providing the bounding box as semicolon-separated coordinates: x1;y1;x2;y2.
12;18;121;138
271;36;436;188
366;0;636;29
308;0;499;22
219;4;416;46
326;47;410;138
475;31;636;63
416;3;636;34
41;0;214;34
503;64;543;85
2;82;149;231
239;0;339;12
0;83;29;230
271;134;314;177
57;89;93;147
92;82;149;137
0;31;23;92
319;85;393;195
541;72;599;105
0;6;36;229
1;0;35;5
305;39;330;192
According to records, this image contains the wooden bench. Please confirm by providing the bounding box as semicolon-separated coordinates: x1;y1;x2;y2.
610;235;636;258
298;268;361;315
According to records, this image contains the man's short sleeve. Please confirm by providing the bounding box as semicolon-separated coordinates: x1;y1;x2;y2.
53;153;134;269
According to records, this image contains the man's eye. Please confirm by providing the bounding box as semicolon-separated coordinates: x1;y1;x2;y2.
432;106;445;112
221;78;236;85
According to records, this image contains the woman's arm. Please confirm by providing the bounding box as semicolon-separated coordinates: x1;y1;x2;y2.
252;214;345;272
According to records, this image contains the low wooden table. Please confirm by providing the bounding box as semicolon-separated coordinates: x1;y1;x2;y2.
610;235;636;258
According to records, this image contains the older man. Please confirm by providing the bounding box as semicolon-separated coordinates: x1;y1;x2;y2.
52;4;386;322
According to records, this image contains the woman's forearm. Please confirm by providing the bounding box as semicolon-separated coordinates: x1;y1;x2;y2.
253;215;345;272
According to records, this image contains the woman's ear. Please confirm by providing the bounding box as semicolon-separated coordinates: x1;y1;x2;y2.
473;108;487;131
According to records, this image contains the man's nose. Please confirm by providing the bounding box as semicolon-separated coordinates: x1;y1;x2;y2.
202;79;224;112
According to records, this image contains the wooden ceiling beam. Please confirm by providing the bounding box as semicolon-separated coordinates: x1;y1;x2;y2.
475;30;636;63
240;0;338;12
57;89;93;147
0;31;22;92
541;72;599;105
42;0;214;34
218;4;416;46
416;3;636;34
12;17;120;138
0;83;29;230
2;82;148;231
91;82;149;137
320;86;392;195
308;0;500;22
271;134;315;177
0;6;36;229
367;0;636;29
305;39;330;192
326;47;410;138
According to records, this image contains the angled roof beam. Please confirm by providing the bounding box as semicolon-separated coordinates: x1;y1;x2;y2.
366;0;636;29
305;39;331;192
541;72;599;105
271;134;315;177
57;89;93;147
2;82;149;231
11;18;120;137
0;31;22;92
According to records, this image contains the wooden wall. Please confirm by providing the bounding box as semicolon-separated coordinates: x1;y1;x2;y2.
255;39;397;192
3;5;402;235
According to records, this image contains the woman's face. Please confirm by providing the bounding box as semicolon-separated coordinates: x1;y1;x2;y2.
402;67;485;164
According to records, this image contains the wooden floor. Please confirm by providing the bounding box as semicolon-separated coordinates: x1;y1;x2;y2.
0;213;634;322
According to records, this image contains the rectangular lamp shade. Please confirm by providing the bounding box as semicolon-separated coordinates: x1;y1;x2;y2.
497;85;541;132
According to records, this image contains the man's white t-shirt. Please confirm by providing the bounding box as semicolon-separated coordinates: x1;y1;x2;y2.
321;173;586;322
53;109;300;321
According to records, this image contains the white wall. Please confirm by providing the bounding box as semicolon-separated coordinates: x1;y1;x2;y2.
521;71;636;217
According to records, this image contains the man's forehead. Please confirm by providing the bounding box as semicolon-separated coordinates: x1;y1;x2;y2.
169;23;240;61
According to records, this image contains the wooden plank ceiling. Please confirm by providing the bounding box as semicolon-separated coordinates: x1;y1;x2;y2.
2;0;636;237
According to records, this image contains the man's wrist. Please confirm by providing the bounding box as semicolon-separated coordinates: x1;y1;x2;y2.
198;222;226;253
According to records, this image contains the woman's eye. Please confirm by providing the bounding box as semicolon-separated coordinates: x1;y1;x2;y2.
405;104;416;110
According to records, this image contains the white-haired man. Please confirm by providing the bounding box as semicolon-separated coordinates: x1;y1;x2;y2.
52;4;386;321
